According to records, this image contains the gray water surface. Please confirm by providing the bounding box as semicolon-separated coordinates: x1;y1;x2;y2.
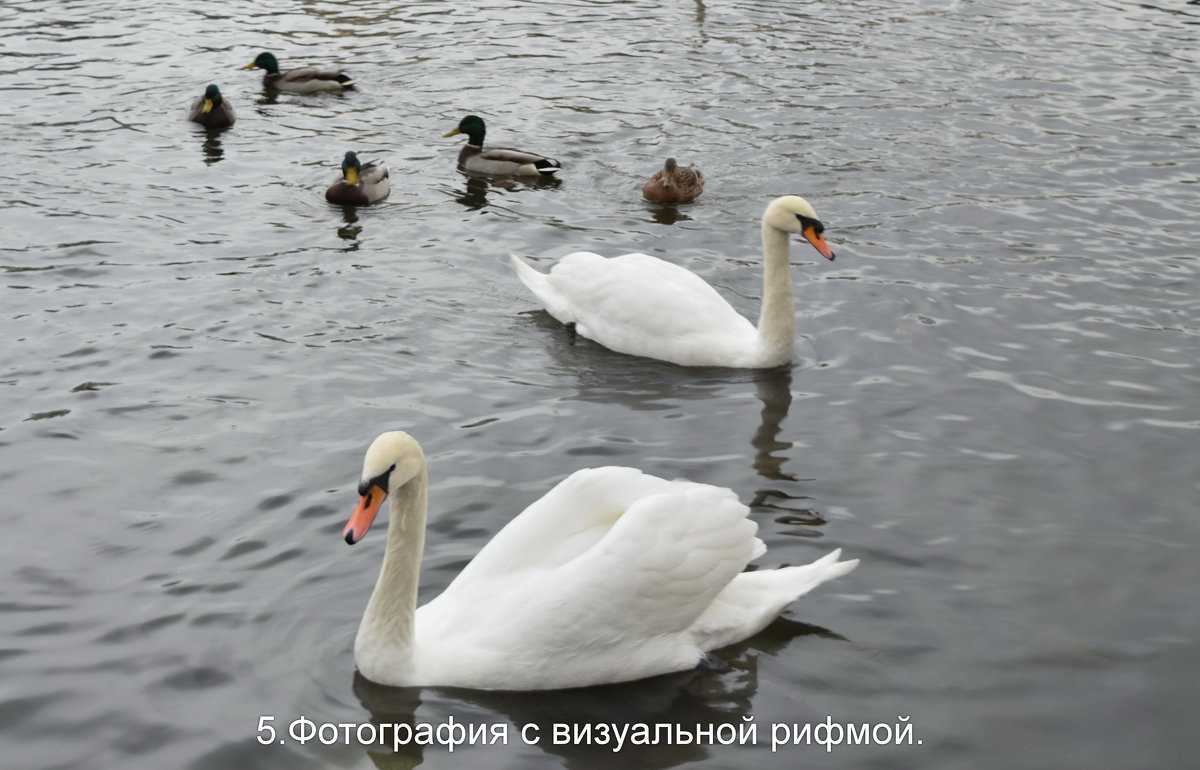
1;0;1198;768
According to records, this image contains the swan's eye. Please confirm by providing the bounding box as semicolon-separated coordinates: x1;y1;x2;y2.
358;463;396;496
796;214;824;235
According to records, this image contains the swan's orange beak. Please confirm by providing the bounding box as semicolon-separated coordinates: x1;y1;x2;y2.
804;226;836;261
344;484;386;545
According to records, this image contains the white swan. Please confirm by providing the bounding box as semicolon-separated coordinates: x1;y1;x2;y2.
510;195;837;368
343;431;859;690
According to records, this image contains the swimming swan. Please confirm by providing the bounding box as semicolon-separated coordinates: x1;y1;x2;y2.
511;195;837;368
343;431;858;690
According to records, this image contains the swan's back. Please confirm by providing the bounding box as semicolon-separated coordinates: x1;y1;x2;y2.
511;252;759;366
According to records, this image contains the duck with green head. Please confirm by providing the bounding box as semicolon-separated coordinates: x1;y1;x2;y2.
443;115;561;177
187;84;236;129
325;151;390;206
240;52;356;93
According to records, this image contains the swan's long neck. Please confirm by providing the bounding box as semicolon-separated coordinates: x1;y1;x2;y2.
356;468;427;675
755;220;795;366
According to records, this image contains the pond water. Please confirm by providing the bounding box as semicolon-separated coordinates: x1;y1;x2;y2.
1;0;1197;768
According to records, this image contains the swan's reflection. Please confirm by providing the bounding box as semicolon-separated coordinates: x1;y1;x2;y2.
521;324;825;531
748;368;828;531
350;617;842;769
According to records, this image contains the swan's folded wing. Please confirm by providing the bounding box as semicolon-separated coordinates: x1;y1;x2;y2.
442;467;685;587
414;476;763;688
558;482;762;639
547;252;757;355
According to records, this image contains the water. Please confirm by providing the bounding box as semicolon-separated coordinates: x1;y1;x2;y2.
1;0;1197;767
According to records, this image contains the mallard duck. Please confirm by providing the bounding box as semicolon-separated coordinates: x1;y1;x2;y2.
443;115;561;177
642;157;704;203
325;152;389;205
343;430;858;689
240;52;355;93
511;195;837;368
186;84;236;129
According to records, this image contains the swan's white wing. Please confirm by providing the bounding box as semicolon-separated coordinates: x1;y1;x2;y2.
413;470;763;688
439;467;690;584
512;252;758;366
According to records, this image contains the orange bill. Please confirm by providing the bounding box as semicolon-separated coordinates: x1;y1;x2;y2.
344;484;386;544
804;226;836;261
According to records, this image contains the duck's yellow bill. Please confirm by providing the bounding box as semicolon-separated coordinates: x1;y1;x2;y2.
442;127;462;138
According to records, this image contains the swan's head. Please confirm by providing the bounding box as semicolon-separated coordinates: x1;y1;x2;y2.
343;431;425;545
764;195;836;261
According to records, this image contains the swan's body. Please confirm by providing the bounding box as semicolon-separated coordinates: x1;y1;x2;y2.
186;84;235;129
511;195;837;368
643;157;704;203
443;115;561;177
240;52;355;93
344;431;858;691
325;151;390;205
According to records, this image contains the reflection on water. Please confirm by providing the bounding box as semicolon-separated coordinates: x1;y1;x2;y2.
451;171;562;211
199;127;226;165
749;369;795;482
337;204;362;242
646;203;693;226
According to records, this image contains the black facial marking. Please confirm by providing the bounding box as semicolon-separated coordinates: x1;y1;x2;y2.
357;463;395;497
796;214;824;235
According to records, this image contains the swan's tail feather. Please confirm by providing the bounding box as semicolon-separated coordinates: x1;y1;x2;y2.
509;252;545;293
691;549;858;652
510;253;576;325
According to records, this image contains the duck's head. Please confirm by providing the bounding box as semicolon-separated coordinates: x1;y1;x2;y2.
341;151;362;186
443;115;487;146
765;195;836;261
344;432;425;545
200;84;224;113
241;52;279;74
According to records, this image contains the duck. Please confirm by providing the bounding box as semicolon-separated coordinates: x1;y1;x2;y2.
343;431;858;690
186;84;236;129
510;195;837;368
325;151;390;205
642;157;704;203
443;115;561;177
239;52;355;93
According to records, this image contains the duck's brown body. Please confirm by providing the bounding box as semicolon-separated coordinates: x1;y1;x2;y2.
642;158;704;203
